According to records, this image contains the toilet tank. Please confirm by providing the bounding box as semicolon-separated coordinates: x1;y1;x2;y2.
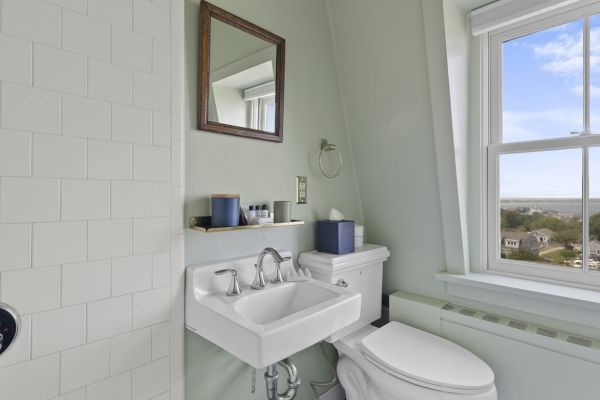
299;244;390;342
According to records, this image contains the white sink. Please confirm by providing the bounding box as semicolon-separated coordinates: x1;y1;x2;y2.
185;251;361;368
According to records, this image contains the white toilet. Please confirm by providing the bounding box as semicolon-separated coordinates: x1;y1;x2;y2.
299;245;497;400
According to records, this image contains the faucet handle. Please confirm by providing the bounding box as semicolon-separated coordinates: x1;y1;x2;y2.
214;269;242;296
214;269;235;275
281;256;291;262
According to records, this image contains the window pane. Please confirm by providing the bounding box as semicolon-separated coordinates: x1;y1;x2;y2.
265;100;276;133
503;20;583;143
258;96;276;133
589;15;600;133
589;148;600;271
499;149;583;268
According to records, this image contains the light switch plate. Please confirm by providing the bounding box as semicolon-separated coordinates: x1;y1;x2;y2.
296;176;307;204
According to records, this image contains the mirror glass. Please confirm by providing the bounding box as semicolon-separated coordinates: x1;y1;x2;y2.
198;2;285;142
208;18;277;132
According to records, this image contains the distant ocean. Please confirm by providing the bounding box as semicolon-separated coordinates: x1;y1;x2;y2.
501;199;600;216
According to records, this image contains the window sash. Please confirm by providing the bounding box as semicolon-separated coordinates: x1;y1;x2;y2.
486;1;600;289
487;145;600;289
258;95;275;132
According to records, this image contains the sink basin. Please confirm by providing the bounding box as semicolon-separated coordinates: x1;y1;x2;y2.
234;282;340;325
185;250;361;368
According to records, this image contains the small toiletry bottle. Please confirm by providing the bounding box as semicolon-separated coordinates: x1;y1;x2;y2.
255;205;261;218
248;205;256;220
261;204;269;218
240;207;247;225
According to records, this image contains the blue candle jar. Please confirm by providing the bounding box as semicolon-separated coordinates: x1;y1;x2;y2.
210;194;240;227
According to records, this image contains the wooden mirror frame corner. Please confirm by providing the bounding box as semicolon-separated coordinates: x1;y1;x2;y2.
198;1;286;142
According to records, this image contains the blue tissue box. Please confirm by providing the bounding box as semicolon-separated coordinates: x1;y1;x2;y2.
317;220;355;255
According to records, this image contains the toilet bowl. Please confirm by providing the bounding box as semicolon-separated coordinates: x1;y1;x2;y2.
299;245;497;400
335;323;497;400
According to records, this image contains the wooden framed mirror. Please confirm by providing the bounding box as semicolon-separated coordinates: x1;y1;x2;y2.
198;1;285;142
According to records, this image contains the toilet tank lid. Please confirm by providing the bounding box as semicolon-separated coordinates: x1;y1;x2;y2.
298;244;390;273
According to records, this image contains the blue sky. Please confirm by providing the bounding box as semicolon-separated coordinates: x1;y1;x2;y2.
501;17;600;198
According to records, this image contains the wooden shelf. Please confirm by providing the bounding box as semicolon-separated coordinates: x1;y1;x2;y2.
189;216;304;233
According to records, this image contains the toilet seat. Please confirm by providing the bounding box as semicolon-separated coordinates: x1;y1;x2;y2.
335;323;496;399
360;322;495;395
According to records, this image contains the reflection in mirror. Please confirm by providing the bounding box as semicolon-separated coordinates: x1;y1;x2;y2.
198;1;285;142
208;18;277;132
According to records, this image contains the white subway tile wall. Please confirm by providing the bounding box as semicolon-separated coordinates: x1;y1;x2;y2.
60;340;110;392
61;10;111;61
112;26;153;73
86;371;132;400
32;44;87;96
0;34;33;85
31;305;87;358
0;224;31;271
88;0;133;30
0;82;61;133
88;59;133;104
0;130;32;176
47;0;87;14
0;0;184;399
111;103;152;144
110;328;152;375
87;140;133;180
61;95;111;140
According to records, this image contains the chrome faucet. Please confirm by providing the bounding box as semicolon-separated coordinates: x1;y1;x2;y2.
254;248;291;286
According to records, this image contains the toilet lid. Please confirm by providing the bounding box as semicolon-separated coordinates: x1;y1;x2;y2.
361;322;495;392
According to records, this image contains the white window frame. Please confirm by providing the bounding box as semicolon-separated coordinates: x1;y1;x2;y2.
248;94;276;132
258;95;276;133
485;1;600;289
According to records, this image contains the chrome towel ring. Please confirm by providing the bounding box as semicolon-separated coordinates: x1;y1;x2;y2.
319;139;343;178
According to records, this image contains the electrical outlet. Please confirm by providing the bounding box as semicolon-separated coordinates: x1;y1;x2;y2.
296;176;307;204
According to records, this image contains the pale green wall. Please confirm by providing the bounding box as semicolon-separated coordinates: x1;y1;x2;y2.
184;1;600;399
184;0;363;399
186;330;339;400
185;0;362;231
326;0;447;298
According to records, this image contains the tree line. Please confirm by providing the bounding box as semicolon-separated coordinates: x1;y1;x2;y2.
500;208;600;247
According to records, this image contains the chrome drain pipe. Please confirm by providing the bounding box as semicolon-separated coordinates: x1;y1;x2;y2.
265;358;300;400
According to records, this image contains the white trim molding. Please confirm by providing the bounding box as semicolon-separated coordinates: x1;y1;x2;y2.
243;81;275;101
471;0;595;35
436;272;600;329
422;0;470;274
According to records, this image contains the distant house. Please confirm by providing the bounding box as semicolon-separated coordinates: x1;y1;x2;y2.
501;230;540;256
526;205;544;215
528;228;555;248
590;240;600;258
502;230;526;249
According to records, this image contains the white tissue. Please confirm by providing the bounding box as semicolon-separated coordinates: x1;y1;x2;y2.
329;208;344;221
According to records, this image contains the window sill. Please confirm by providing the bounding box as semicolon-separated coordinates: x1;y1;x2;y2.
435;272;600;329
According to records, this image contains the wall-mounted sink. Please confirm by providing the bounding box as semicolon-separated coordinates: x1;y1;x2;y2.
185;251;361;368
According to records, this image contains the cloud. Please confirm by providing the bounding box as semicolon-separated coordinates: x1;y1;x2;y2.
533;30;583;77
503;109;581;141
531;27;600;78
571;84;600;97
